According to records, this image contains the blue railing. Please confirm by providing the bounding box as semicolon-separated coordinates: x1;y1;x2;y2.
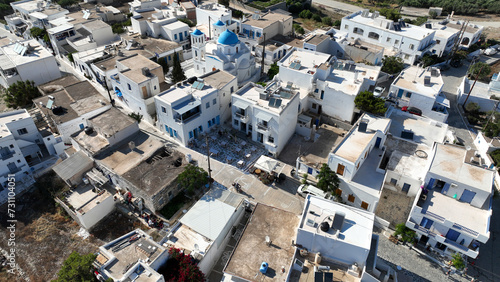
452;223;479;237
421;209;446;222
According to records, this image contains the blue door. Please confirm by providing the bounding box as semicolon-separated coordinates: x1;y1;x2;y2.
445;229;461;242
426;178;435;190
375;137;381;148
169;128;173;137
420;217;434;229
307;167;313;174
179;32;183;41
459;189;476;203
397;89;404;98
79;123;85;129
216;115;220;125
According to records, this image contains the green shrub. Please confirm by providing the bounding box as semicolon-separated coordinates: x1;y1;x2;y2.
312;14;322;22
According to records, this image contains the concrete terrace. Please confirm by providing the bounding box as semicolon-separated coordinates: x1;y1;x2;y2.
224;204;299;281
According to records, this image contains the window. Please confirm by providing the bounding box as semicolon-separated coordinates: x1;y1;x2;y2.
320;90;324;100
174;34;177;40
445;229;461;242
206;102;210;109
336;189;342;196
436;39;441;44
128;83;131;90
348;194;355;202
213;98;216;105
390;178;397;185
268;136;274;143
9;144;13;148
17;159;21;163
420;217;434;229
154;85;157;90
336;164;345;176
312;103;317;109
199;126;203;132
386;37;392;43
394;40;400;45
230;86;234;93
402;183;411;193
344;24;349;30
314;89;319;93
406;92;412;98
184;31;187;37
234;119;239;126
212;118;216;124
353;27;364;35
368;32;380;40
189;131;193;139
168;55;171;61
161;106;166;113
361;201;369;210
17;128;27;135
409;44;415;50
404;54;410;60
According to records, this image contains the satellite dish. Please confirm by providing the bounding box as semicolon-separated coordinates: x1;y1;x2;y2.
466;146;471;151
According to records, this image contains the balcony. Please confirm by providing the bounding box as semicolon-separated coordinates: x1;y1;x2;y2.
413;223;438;238
175;112;201;124
256;123;268;132
234;112;249;123
1;150;15;160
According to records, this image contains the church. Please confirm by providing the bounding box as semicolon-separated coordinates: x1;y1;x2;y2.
191;20;261;86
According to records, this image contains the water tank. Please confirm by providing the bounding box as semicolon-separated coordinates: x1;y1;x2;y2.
260;262;268;274
320;222;330;232
85;127;94;135
315;252;322;264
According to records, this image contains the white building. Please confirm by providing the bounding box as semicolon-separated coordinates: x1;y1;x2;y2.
35;77;112;143
0;39;60;87
433;19;483;48
196;2;237;35
5;0;69;36
326;114;391;212
232;81;300;157
240;11;293;45
457;73;500;113
95;229;168;281
130;8;188;41
341;10;435;64
110;54;166;125
129;0;161;12
191;24;260;87
277;48;380;123
406;143;494;259
473;132;500;169
421;22;458;57
47;19;115;57
155;70;237;146
389;65;449;122
162;191;246;275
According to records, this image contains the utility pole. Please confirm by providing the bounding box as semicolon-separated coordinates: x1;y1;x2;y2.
463;63;485;107
205;136;212;185
447;20;468;65
208;17;211;40
102;76;115;107
260;33;266;77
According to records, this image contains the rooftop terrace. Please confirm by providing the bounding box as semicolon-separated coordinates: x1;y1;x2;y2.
387;110;447;147
393;66;444;97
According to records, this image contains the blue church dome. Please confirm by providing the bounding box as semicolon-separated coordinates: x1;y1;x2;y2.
191;29;203;36
218;30;239;45
213;20;225;26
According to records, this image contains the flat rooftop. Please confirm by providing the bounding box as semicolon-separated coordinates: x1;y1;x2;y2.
0;39;53;67
120;34;181;58
118;54;161;84
300;196;374;254
164;224;212;258
96;131;164;175
82;19;109;30
443;21;482;34
157;80;216;104
199;69;236;89
38;75;80;94
90;107;136;138
94;56;117;72
393;66;444;97
269;34;303;48
121;147;185;196
289;252;355;282
66;184;113;214
280;49;331;73
162;20;188;30
334;114;390;163
298;123;346;168
242;11;292;29
234;81;299;114
346;11;434;40
388;110;448;147
0;109;30;125
304;33;330;46
323;63;381;96
385;136;432;181
421;190;491;236
101;230;166;279
346;38;384;53
224;204;299;281
196;3;231;17
429;144;494;193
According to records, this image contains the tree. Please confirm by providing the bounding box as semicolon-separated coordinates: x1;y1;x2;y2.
267;63;279;79
469;62;491;82
157;248;205;282
393;223;416;244
354;91;387;115
381;56;404;74
177;164;208;195
171;53;186;83
322;17;333;26
315;164;340;197
57;0;78;7
112;23;125;34
312;14;321;22
379;8;401;22
53;251;97;282
293;24;305;35
451;253;465;270
2;80;41;108
465;102;480;113
299;10;313;19
157;57;170;74
30;27;47;40
429;10;438;19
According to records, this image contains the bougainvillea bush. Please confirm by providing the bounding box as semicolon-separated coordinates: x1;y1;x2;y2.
157;247;206;282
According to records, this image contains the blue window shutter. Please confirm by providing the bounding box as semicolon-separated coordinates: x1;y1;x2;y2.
216;115;220;125
199;126;203;132
307;167;313;174
442;183;451;194
426;178;435;190
189;131;193;138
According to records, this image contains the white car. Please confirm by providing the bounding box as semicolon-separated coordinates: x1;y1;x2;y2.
373;86;385;97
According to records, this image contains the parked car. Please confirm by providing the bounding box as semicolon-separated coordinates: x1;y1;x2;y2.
297;184;330;199
373;86;385;97
402;106;422;116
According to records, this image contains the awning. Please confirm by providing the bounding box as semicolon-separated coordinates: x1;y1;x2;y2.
254;155;278;173
174;100;201;115
255;111;274;122
435;95;450;108
233;100;249;109
53;151;93;181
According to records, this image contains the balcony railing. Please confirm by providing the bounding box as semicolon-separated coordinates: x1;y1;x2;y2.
234;112;249;123
421;209;446;222
175;112;201;124
257;123;268;131
413;224;437;238
452;223;479;237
